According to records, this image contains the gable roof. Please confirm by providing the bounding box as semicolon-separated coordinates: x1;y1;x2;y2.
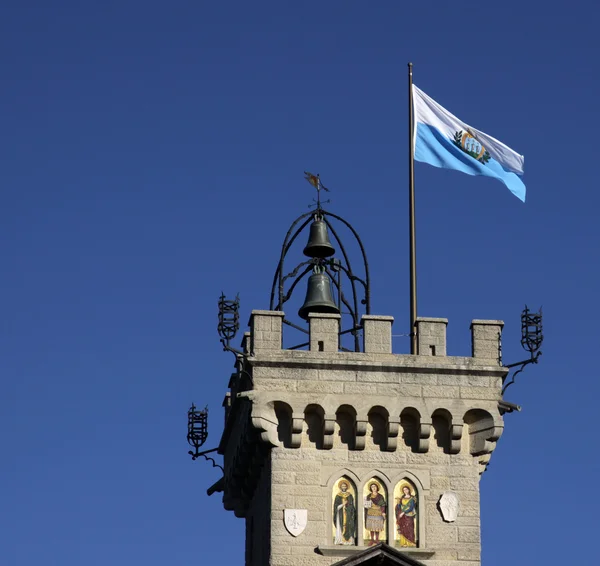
331;543;427;566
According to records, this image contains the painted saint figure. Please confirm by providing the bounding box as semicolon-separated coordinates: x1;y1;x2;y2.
333;480;356;545
364;482;386;545
395;485;417;547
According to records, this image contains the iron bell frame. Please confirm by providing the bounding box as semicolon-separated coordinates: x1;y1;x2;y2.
269;208;371;352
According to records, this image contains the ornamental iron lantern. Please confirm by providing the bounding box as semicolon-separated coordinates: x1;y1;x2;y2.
502;306;544;395
218;293;240;353
186;403;222;470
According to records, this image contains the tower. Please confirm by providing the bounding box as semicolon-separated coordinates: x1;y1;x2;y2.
211;200;522;566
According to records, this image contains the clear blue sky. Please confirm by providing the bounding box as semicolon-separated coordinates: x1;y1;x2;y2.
3;2;599;565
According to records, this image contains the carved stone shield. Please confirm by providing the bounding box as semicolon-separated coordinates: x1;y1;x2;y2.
284;509;308;537
439;491;460;522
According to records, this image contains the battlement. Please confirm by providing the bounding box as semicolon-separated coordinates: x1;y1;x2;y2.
248;310;504;365
242;312;506;463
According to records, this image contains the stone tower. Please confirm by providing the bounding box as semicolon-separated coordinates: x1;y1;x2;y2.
215;310;507;566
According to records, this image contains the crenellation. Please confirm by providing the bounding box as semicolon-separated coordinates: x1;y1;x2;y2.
416;318;448;356
250;310;284;353
470;320;503;364
362;315;394;354
309;313;341;353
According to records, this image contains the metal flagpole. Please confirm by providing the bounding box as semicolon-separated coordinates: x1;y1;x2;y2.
408;62;418;354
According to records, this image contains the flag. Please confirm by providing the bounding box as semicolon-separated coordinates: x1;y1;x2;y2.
304;171;320;189
304;171;330;191
412;84;526;202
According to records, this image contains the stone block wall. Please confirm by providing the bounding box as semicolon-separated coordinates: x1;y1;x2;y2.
266;446;483;566
221;311;507;566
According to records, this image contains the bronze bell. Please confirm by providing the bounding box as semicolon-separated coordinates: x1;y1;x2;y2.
298;271;340;320
303;219;335;258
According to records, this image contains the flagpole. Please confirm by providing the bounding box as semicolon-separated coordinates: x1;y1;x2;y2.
408;62;418;354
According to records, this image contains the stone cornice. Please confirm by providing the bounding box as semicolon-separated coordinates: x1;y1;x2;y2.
248;352;508;378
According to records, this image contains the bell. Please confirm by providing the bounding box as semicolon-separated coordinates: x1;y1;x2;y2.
303;219;335;258
298;272;340;320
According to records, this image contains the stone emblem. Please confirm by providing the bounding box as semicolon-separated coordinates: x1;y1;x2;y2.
438;491;460;522
284;509;308;537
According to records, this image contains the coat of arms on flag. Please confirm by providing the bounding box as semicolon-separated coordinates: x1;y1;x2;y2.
452;129;491;164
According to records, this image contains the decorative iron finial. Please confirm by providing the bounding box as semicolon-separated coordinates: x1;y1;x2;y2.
502;306;544;395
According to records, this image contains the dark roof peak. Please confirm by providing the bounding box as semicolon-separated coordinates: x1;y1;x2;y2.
330;543;427;566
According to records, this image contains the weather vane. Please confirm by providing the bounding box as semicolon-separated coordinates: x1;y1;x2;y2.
304;171;330;209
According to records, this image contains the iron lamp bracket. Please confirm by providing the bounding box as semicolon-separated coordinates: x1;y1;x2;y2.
501;306;544;396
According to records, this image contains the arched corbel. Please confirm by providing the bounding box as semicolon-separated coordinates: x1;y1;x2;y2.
238;392;280;447
291;412;304;448
387;418;400;452
464;409;504;474
323;414;336;450
469;420;503;456
449;423;463;454
418;419;432;453
355;417;368;450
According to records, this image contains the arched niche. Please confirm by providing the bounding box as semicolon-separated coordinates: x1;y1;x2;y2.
431;408;452;453
367;406;389;451
400;407;421;451
303;403;325;449
331;475;358;547
273;401;293;448
335;404;357;450
392;478;419;549
362;476;389;546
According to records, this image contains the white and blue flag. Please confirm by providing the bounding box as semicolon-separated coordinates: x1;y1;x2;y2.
413;85;526;201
